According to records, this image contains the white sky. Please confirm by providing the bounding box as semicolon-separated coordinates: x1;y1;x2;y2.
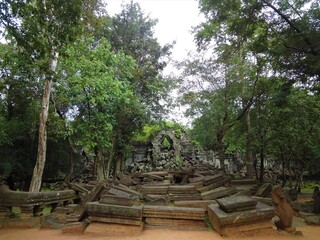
106;0;203;68
106;0;203;125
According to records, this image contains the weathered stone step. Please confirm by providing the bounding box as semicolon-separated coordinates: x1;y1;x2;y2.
143;205;205;220
142;173;164;181
99;194;135;206
108;187;131;198
89;216;142;226
140;185;168;194
145;217;206;229
112;184;141;198
141;180;171;186
199;176;231;193
231;179;257;185
117;173;133;187
86;202;142;220
174;200;217;210
0;185;76;207
216;195;257;213
85;222;143;235
203;174;224;186
207;202;275;236
132;171;169;178
169;193;202;201
188;176;204;183
73;182;105;221
168;185;197;194
69;183;90;194
201;186;237;200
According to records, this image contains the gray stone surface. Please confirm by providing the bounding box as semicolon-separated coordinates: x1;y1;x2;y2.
216;195;257;212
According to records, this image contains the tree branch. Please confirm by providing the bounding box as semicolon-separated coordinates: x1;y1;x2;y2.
261;0;319;56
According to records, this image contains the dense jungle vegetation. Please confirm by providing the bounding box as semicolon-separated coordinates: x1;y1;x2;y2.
0;0;319;191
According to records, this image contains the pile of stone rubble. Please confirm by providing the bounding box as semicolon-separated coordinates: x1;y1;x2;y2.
61;168;276;236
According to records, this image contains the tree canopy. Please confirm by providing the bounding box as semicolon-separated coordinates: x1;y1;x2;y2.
0;0;319;190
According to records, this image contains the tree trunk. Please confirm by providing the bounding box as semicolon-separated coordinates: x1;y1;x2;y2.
280;151;286;188
216;128;225;172
244;110;254;179
64;140;76;184
116;152;124;176
95;145;105;181
106;135;116;179
259;145;265;182
29;51;58;192
29;79;52;192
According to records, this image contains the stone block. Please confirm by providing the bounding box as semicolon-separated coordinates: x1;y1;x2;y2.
140;185;168;194
61;222;85;234
169;193;202;201
207;202;274;236
174;200;217;210
168;185;197;194
145;217;206;229
199;176;231;193
84;222;143;235
86;202;142;220
99;194;135;206
203;174;224;186
201;186;237;200
216;195;257;212
255;183;272;198
143;205;205;220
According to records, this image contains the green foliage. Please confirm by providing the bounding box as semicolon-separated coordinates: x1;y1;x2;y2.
161;136;171;149
175;156;184;168
57;37;136;151
105;1;174;118
0;115;9;145
196;0;320;85
174;129;182;139
133;121;184;143
183;0;320;177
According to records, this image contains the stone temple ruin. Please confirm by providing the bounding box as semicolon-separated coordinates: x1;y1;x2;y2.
0;127;319;236
1;166;310;236
127;128;240;173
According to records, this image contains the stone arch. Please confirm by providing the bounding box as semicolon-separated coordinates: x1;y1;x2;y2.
160;134;174;151
151;130;181;166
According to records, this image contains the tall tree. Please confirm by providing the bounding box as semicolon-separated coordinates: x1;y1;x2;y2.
193;0;320;178
56;38;138;180
196;0;320;86
0;0;102;191
105;1;174;119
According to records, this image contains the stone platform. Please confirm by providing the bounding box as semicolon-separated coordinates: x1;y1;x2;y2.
208;200;275;236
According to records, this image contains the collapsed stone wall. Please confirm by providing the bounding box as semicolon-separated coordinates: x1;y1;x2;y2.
127;129;240;173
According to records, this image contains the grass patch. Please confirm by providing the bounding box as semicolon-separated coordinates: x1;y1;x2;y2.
42;207;52;215
301;181;319;194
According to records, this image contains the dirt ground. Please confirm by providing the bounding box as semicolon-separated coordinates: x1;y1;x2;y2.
1;220;320;240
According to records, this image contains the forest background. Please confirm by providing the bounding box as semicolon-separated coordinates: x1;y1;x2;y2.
0;0;319;191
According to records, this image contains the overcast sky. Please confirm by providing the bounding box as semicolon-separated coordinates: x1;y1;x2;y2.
106;0;203;125
106;0;203;67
